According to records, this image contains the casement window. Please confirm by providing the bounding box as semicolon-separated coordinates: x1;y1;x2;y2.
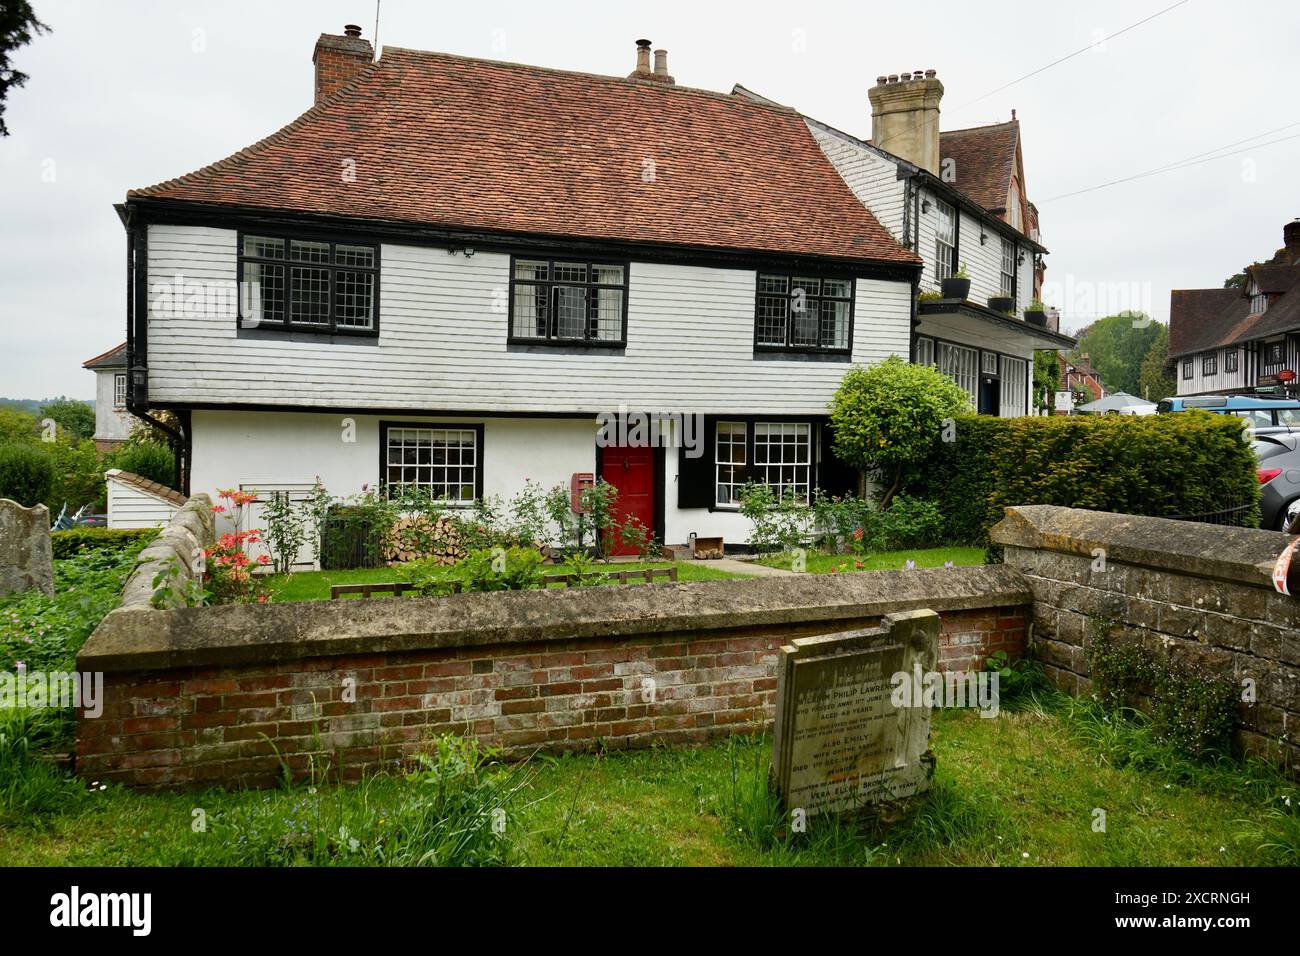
1202;353;1218;376
113;373;127;409
915;336;935;367
238;234;378;334
938;341;979;403
1000;237;1017;298
1182;358;1193;380
934;199;956;281
509;257;627;346
1225;349;1239;374
999;356;1028;417
1248;280;1268;316
380;423;483;504
754;273;854;353
1265;341;1286;369
713;420;812;507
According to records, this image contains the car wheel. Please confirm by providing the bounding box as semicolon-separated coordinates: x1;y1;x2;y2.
1281;498;1300;533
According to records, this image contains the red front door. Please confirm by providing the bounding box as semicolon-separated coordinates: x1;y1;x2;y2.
601;445;655;556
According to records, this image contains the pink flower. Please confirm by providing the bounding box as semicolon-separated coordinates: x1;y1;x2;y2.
852;528;864;541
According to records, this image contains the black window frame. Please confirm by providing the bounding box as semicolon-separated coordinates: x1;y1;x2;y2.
377;421;485;505
752;272;856;356
1202;353;1218;376
934;198;957;282
1182;358;1193;380
236;230;380;337
507;255;629;348
1224;349;1238;374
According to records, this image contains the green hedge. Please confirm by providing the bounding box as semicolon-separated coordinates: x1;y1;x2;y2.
907;412;1260;545
50;527;159;559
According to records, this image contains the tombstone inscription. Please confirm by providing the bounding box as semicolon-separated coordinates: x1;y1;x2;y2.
771;608;939;819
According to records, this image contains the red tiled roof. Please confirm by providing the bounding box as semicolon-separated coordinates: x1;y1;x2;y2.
83;342;128;369
129;49;918;266
939;121;1018;214
1168;289;1248;357
105;469;187;507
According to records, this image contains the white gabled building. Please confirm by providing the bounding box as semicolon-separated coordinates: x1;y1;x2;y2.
82;342;135;452
115;28;1071;549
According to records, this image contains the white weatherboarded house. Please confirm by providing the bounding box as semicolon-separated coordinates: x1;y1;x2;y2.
105;469;187;529
116;29;1070;548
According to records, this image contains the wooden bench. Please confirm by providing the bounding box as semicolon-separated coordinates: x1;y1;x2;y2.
328;565;678;600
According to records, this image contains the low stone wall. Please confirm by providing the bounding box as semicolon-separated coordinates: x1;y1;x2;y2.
117;493;215;609
76;566;1029;789
992;506;1300;770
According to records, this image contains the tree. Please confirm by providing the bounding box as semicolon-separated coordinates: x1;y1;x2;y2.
829;357;971;508
1138;323;1177;403
1071;313;1162;396
39;397;95;442
0;1;49;137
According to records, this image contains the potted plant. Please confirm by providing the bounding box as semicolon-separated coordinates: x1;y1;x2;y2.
918;289;944;303
1024;299;1047;326
988;294;1014;314
941;264;971;301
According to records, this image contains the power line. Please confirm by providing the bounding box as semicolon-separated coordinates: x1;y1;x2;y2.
1041;128;1300;202
874;0;1194;151
953;0;1193;112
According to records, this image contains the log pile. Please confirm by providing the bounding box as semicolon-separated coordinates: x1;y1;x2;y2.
694;546;724;560
383;514;468;566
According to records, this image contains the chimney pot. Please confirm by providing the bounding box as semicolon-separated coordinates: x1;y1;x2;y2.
876;75;888;85
630;38;652;76
925;69;936;78
344;23;362;37
654;48;668;73
900;72;912;82
313;26;374;104
888;74;898;83
869;67;945;173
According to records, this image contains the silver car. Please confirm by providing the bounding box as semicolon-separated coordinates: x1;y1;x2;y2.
1253;433;1300;531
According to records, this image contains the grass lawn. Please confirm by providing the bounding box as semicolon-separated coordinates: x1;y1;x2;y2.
263;560;750;603
3;693;1294;866
757;546;987;574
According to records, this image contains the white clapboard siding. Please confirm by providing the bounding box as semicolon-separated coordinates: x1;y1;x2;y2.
808;122;907;241
106;475;182;529
236;479;319;570
1176;346;1253;396
144;225;912;415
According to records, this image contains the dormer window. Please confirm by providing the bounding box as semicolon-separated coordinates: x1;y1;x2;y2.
1248;278;1268;316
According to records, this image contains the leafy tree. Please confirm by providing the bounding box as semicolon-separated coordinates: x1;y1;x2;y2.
1071;313;1162;396
39;397;95;442
108;439;176;488
829;356;971;508
1138;323;1177;403
0;442;54;507
1032;350;1061;412
0;1;49;137
0;407;39;445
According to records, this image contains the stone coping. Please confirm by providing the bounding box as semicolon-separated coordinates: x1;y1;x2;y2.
77;564;1030;673
990;505;1285;589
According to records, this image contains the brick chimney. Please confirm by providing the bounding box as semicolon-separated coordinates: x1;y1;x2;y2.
868;69;943;175
313;24;373;104
1284;218;1300;265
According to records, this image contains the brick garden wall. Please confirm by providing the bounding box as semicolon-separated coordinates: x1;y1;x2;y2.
76;567;1029;790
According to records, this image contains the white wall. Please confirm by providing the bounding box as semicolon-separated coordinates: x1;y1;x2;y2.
807;123;907;241
146;225;912;416
93;369;135;442
1176;347;1252;396
107;477;180;529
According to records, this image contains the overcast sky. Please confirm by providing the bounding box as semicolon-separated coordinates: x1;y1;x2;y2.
2;0;1298;399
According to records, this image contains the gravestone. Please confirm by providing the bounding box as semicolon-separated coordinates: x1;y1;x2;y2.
0;499;54;597
771;608;939;819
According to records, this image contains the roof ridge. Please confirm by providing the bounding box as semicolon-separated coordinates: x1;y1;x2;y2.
382;46;801;114
940;119;1018;136
129;55;387;198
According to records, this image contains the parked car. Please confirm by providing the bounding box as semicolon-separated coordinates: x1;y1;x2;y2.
1158;395;1300;435
1252;433;1300;531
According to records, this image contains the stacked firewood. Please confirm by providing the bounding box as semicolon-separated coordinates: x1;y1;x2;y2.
694;546;724;560
384;514;467;565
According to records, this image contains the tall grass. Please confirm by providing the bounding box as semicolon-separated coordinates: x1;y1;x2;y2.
0;707;84;824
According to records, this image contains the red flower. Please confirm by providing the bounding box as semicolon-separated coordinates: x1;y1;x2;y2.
257;554;271;565
852;528;864;541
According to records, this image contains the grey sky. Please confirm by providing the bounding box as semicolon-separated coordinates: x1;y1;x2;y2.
2;0;1297;399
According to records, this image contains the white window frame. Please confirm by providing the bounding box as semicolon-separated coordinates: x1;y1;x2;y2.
915;336;935;368
934;199;956;282
715;421;748;507
999;356;1028;417
1248;279;1267;316
1225;348;1238;374
1000;237;1016;298
383;425;479;504
113;373;127;409
938;342;979;403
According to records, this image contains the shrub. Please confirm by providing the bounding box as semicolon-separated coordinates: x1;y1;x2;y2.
906;411;1260;546
0;443;55;507
46;437;106;512
738;483;813;553
878;495;945;549
50;526;157;559
107;440;176;488
810;492;881;553
829;357;971;507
